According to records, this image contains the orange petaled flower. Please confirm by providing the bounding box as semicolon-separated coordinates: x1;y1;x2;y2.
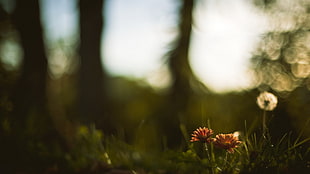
213;134;242;153
190;127;214;143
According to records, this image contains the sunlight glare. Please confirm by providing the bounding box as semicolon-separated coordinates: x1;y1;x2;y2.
190;0;268;92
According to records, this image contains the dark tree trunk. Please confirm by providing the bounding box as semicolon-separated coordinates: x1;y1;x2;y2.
169;0;195;109
12;0;49;134
78;0;110;132
8;0;63;172
164;0;198;148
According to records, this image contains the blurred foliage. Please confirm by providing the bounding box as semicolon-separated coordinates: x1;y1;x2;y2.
251;0;310;92
65;125;111;172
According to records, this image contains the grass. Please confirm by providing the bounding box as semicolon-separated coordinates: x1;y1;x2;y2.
65;122;309;174
57;92;310;173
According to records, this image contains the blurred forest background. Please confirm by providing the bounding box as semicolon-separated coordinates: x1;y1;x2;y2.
0;0;309;173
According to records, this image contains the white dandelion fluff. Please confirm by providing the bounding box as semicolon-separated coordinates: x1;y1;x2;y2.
256;91;278;111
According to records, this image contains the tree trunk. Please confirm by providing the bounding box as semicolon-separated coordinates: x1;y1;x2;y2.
78;0;110;132
169;0;195;110
164;0;197;148
9;0;64;172
12;0;49;135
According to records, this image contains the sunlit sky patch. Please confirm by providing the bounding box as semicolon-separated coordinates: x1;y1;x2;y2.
41;0;78;39
103;0;177;79
41;0;268;93
191;0;267;92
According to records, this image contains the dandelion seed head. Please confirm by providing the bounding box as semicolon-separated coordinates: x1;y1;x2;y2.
256;91;278;111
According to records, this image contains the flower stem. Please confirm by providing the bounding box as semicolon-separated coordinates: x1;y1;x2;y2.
204;142;211;161
262;110;267;140
204;143;215;174
223;151;228;168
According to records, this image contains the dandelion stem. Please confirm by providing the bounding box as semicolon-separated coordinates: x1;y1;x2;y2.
262;110;267;140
